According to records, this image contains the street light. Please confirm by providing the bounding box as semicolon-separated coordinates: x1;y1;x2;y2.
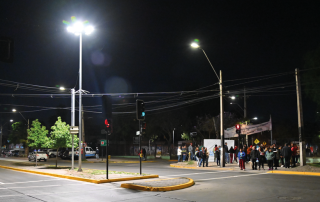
191;40;225;167
253;117;258;120
230;96;236;100
0;119;13;156
67;18;94;172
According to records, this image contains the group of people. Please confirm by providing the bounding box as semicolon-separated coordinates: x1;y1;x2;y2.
177;142;301;171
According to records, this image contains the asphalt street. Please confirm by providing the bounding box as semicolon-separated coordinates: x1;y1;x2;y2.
1;158;320;201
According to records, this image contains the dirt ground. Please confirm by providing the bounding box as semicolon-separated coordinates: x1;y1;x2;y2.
0;160;149;180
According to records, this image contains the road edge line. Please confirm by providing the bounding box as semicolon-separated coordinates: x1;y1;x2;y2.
267;170;320;176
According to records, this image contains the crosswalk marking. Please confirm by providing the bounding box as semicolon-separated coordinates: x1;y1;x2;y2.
195;173;269;181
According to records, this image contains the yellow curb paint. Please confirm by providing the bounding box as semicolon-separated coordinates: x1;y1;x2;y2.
121;177;194;191
267;170;320;176
0;165;158;184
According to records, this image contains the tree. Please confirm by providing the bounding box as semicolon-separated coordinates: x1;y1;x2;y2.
8;122;27;148
303;46;320;110
27;119;50;166
49;117;79;168
28;119;50;149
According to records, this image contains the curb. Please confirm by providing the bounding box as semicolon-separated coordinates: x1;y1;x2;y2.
267;170;320;176
0;165;159;184
121;177;194;191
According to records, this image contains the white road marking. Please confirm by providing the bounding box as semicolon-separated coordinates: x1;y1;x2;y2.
195;173;269;181
1;179;62;185
163;171;229;177
0;182;4;184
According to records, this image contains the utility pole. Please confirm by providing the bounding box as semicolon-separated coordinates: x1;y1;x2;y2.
244;86;247;118
295;68;306;166
220;70;225;167
71;88;75;170
82;105;86;160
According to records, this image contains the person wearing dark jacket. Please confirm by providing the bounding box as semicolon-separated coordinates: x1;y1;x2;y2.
224;142;229;164
250;146;259;170
215;146;221;166
229;146;235;164
282;143;292;168
272;145;280;169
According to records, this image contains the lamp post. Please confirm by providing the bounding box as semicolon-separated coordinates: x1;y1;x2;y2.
191;41;225;167
12;109;29;155
0;119;13;156
67;20;94;172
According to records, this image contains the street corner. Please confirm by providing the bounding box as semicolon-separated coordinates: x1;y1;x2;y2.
267;170;320;177
120;177;194;192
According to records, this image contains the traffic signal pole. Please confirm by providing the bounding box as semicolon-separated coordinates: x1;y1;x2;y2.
220;70;225;167
139;120;142;175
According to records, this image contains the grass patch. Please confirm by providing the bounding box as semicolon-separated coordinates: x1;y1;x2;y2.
309;163;320;168
187;161;196;165
13;162;45;166
82;169;148;176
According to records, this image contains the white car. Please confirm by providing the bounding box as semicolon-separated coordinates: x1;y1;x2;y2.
28;152;48;162
47;149;58;158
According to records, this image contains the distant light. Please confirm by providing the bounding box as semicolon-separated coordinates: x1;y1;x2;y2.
253;117;258;120
10;119;13;122
60;87;65;91
85;26;94;35
230;103;233;104
191;42;199;48
66;19;94;36
12;109;16;112
142;112;145;117
231;96;236;100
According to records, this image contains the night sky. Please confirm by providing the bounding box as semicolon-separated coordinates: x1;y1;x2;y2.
1;1;320;130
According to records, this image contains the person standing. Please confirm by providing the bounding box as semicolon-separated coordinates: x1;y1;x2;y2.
224;142;229;164
198;147;203;167
188;143;194;161
216;146;221;166
214;145;218;163
96;147;99;159
282;143;291;168
258;146;265;170
234;146;238;163
195;147;199;165
247;146;252;163
291;143;297;167
201;147;208;167
272;145;280;170
238;148;246;171
229;146;235;164
182;146;187;162
142;148;147;161
266;148;274;170
250;146;258;170
279;145;284;167
296;146;300;164
177;146;182;162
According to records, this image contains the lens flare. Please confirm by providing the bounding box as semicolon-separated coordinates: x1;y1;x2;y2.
62;20;70;25
71;16;76;22
194;39;199;42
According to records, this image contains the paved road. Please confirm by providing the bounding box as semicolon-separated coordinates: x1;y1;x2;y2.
1;158;320;201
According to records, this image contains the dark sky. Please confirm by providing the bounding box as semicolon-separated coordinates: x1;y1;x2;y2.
1;1;320;128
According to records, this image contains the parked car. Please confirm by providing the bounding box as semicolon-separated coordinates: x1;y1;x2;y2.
28;152;48;162
47;149;58;158
73;147;96;158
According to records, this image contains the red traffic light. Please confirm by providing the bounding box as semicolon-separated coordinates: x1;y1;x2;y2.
105;119;110;127
236;124;240;130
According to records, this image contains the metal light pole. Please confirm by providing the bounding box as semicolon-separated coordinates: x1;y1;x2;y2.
67;20;94;172
71;88;75;170
190;42;224;167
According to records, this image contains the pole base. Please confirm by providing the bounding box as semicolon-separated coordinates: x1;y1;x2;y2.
77;168;83;172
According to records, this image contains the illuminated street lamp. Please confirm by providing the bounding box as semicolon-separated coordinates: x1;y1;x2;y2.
59;86;65;91
190;40;225;167
66;17;94;172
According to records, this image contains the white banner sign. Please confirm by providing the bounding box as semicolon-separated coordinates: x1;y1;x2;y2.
224;118;272;138
203;139;234;162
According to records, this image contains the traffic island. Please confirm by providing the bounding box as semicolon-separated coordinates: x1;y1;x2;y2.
0;161;159;184
121;177;194;191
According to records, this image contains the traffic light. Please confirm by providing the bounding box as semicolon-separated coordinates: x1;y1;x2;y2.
235;124;241;134
136;99;145;120
142;122;146;135
0;36;14;63
105;119;113;134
